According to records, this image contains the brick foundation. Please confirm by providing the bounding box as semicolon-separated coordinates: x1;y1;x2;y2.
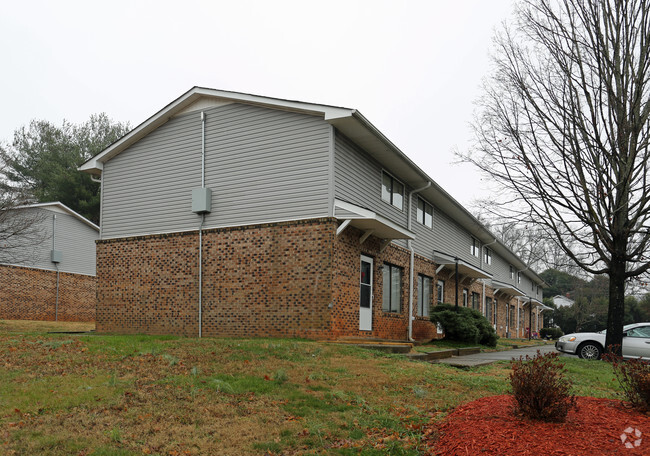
0;264;96;322
97;219;336;338
95;217;527;341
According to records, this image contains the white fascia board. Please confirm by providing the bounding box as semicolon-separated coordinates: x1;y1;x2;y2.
432;251;492;280
79;87;355;175
13;202;99;231
334;199;414;240
491;280;526;297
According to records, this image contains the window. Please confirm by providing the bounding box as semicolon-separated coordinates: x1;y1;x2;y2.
470;237;480;257
486;297;493;321
471;292;480;310
509;305;516;329
437;280;445;304
382;264;402;313
517;271;521;284
463;289;469;307
510;265;514;280
484;247;492;265
417;275;432;317
494;298;498;325
381;172;404;210
417;198;433;228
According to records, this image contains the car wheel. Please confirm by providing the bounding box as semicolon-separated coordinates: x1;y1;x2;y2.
577;342;602;360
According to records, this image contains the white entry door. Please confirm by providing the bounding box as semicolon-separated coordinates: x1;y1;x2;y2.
359;255;373;331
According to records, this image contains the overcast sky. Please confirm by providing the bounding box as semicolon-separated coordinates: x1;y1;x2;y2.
0;0;515;207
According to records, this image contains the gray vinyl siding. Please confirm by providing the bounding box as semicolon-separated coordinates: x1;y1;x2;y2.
410;196;436;261
101;103;331;239
334;133;408;248
431;207;481;267
491;252;514;284
1;208;97;275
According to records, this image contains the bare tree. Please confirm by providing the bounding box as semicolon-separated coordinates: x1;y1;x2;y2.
0;161;47;265
462;0;650;354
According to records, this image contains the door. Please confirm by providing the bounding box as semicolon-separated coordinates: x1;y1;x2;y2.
359;255;373;331
622;325;650;359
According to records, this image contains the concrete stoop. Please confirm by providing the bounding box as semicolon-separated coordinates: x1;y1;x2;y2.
404;347;482;362
331;338;414;354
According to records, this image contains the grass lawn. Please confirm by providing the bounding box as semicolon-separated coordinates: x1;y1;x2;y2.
0;321;621;455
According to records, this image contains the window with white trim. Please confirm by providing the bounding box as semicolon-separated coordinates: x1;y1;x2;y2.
416;198;433;228
517;271;521;284
381;172;404;210
382;264;402;313
417;274;432;317
463;288;469;307
471;292;480;310
510;265;514;280
436;280;445;304
470;237;480;257
484;247;492;265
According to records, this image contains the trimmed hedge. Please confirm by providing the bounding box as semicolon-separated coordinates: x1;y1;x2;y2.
430;303;499;347
540;327;564;340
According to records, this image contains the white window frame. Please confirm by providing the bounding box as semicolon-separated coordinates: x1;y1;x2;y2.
436;280;445;304
381;171;404;210
484;247;492;265
382;263;402;313
416;197;433;229
510;265;514;280
470;237;480;257
462;288;469;307
417;274;432;317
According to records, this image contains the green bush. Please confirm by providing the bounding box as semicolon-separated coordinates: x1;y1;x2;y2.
604;352;650;411
510;351;576;422
430;303;498;347
540;327;564;340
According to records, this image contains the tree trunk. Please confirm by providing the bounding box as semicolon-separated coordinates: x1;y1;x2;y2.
605;254;626;356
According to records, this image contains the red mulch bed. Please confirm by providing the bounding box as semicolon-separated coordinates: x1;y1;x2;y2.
424;395;650;455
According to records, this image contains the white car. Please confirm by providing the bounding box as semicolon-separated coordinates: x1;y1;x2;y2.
555;322;650;360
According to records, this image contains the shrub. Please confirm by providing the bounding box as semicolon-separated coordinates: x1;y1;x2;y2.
510;351;575;422
604;352;650;411
430;303;498;347
540;327;564;340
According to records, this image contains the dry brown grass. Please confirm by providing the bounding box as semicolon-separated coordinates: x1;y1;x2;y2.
0;327;525;455
0;319;95;333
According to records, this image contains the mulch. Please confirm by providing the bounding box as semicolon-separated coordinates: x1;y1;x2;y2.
424;395;650;455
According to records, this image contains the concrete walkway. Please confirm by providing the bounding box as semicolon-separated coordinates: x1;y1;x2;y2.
435;343;557;367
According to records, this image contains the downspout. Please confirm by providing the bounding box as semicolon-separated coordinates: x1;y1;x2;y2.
407;182;431;341
198;111;206;338
52;214;59;321
480;238;496;318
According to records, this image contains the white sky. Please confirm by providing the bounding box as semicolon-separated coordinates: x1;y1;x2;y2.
0;0;515;207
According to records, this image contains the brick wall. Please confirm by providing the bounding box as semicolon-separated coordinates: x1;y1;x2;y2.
0;264;96;322
332;225;440;342
96;219;336;338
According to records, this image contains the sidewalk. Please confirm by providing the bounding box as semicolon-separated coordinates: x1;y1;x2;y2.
434;343;557;367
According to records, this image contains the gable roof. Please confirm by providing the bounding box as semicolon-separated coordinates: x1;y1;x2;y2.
79;86;545;286
15;202;100;232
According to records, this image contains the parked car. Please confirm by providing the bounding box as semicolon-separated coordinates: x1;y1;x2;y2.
555;322;650;360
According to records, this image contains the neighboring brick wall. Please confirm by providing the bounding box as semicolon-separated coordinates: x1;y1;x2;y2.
0;264;96;322
96;219;336;338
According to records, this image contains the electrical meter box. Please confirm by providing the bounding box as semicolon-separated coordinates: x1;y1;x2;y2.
192;187;212;214
51;250;63;263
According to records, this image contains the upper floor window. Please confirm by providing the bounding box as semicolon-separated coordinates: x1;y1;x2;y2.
470;237;480;257
382;263;402;313
417;198;433;228
484;247;492;265
517;271;521;284
381;172;404;210
510;265;514;280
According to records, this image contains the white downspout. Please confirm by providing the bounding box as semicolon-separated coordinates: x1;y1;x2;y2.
198;111;206;338
52;214;59;321
407;182;431;341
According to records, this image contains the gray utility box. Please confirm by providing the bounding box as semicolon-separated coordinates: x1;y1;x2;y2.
51;250;63;263
192;187;212;214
